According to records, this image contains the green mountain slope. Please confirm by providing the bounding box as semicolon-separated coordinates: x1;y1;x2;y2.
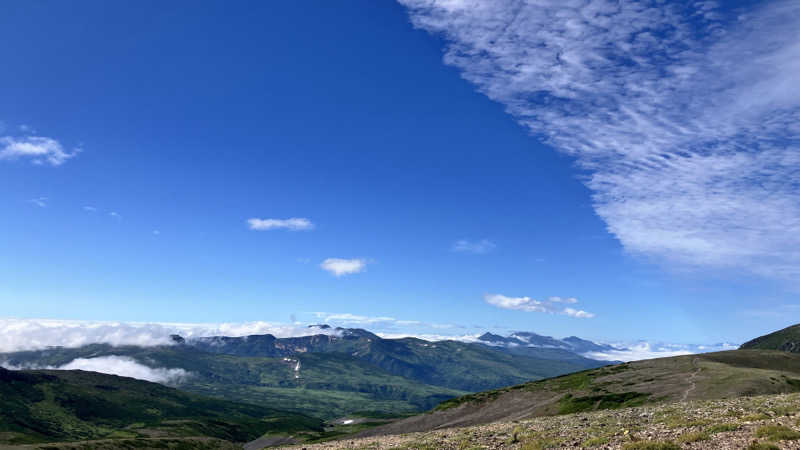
185;329;609;391
0;366;322;447
1;329;609;418
1;344;465;419
355;349;800;438
740;323;800;352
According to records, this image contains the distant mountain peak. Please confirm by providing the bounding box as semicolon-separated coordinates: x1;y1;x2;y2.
476;330;621;354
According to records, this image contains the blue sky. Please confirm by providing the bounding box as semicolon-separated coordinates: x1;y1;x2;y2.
2;0;799;347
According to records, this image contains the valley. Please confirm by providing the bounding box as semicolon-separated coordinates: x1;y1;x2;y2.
5;325;800;448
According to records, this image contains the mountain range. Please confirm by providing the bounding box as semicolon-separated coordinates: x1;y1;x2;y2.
0;326;613;420
3;323;800;448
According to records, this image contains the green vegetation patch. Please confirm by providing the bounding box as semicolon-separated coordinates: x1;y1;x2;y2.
553;372;593;391
748;443;781;450
707;423;739;433
557;391;650;414
677;431;709;443
621;441;680;450
583;436;610;447
755;424;800;441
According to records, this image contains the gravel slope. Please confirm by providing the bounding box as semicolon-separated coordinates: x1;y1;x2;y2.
281;392;800;449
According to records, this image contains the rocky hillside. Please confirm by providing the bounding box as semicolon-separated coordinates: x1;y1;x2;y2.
351;350;800;438
285;391;800;449
741;324;800;353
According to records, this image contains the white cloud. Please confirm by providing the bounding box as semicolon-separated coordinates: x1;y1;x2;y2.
452;239;496;254
57;356;190;384
485;294;594;318
399;1;800;281
564;307;594;318
320;258;367;277
584;341;739;362
316;312;396;325
311;312;453;331
109;211;121;220
247;217;314;231
0;318;343;353
82;206;97;213
1;355;190;385
0;136;79;166
29;197;47;208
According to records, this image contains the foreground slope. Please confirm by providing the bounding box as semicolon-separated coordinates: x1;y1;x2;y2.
286;391;800;449
0;367;322;447
356;350;800;437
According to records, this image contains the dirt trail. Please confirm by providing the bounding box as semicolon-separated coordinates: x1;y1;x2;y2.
681;357;701;402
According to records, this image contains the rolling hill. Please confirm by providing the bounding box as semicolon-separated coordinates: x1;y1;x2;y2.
0;366;323;447
354;349;800;438
741;323;800;352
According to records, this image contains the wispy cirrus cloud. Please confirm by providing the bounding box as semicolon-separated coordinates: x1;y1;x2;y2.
29;197;47;208
0;136;79;166
452;239;496;254
247;217;314;231
320;258;368;277
311;311;446;328
399;0;800;281
485;294;595;318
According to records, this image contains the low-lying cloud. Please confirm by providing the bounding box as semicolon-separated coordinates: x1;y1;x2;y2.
0;318;341;353
584;342;739;362
2;355;190;385
57;356;190;384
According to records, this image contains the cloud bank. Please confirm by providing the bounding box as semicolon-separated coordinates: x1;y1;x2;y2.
0;318;341;353
57;356;190;384
247;217;314;231
0;136;79;166
485;294;595;318
320;258;368;276
0;318;734;363
399;0;800;281
1;355;190;385
584;341;739;362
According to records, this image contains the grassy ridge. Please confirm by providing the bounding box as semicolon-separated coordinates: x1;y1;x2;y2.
352;350;800;440
741;324;800;352
0;367;322;446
